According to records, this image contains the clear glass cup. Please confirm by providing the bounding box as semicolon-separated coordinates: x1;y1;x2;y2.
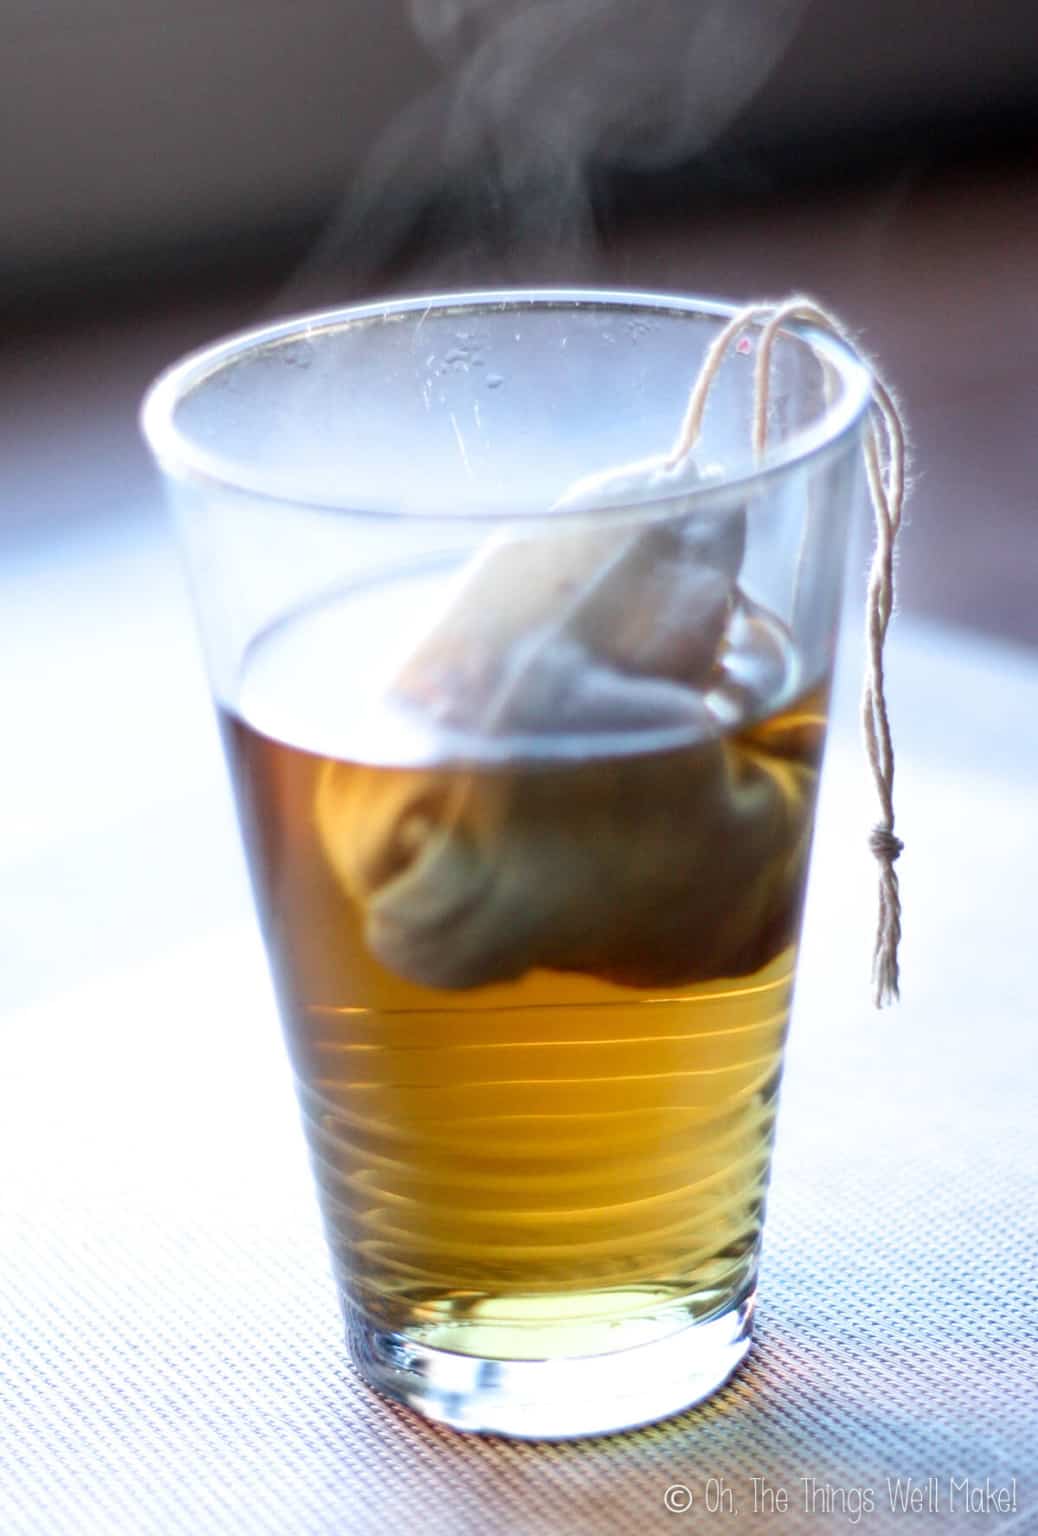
141;290;870;1439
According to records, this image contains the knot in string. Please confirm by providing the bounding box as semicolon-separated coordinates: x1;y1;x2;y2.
868;825;904;864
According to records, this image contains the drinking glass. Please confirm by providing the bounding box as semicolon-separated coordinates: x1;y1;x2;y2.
141;291;870;1438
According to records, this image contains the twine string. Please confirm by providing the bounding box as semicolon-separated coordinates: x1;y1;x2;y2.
668;297;907;1007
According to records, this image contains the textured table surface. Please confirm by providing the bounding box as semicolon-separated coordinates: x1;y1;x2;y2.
2;467;1037;1535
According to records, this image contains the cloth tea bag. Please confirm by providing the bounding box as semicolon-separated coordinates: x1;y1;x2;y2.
387;456;742;738
316;297;906;1001
316;453;820;991
315;718;817;992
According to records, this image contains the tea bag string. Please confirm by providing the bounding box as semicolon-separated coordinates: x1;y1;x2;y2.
668;297;906;1007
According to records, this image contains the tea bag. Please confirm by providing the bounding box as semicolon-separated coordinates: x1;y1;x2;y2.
389;455;743;738
316;452;820;991
316;721;816;991
317;298;906;1000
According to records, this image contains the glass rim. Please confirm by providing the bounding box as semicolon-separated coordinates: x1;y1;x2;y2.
140;287;873;524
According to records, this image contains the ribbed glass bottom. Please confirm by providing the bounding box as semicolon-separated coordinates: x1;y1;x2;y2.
345;1286;755;1439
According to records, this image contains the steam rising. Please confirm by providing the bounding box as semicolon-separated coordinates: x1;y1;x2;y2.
296;0;809;289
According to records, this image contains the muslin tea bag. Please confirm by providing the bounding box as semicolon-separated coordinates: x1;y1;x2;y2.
387;456;743;738
316;298;906;1002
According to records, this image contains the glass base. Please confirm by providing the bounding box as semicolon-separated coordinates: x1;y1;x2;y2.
345;1288;755;1440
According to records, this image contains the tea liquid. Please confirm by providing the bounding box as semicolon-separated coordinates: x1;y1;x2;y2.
221;567;826;1358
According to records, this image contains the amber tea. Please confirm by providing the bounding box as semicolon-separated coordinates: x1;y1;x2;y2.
221;564;827;1365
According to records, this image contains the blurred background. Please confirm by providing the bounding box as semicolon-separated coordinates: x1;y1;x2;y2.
3;0;1036;631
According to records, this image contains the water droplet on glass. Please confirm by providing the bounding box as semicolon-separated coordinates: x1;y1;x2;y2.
280;342;312;370
486;374;504;390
